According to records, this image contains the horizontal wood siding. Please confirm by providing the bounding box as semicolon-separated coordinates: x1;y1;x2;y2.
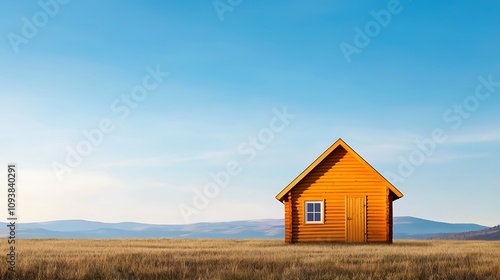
289;146;388;242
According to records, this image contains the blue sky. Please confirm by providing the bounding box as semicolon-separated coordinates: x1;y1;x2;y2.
1;0;499;226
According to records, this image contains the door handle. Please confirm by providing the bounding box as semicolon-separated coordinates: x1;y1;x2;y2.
347;217;352;220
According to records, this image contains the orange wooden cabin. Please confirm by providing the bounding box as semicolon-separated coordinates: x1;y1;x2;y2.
275;138;403;243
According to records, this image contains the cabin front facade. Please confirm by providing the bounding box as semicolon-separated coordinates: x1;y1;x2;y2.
275;138;403;243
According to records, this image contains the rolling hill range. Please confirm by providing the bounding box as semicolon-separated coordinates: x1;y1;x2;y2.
393;216;488;239
0;216;493;239
428;225;500;240
0;219;284;239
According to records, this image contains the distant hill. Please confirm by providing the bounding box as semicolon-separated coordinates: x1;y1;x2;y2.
393;216;488;239
0;217;491;239
0;219;284;239
428;225;500;240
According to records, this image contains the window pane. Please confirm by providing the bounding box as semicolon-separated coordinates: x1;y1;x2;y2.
307;203;313;213
315;213;321;221
307;213;314;221
314;203;321;212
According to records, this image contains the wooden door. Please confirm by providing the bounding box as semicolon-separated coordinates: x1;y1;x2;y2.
346;196;367;242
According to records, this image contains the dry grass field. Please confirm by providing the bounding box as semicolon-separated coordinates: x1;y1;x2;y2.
1;239;499;279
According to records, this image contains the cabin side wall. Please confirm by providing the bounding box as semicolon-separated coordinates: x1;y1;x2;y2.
387;192;394;243
284;193;293;243
289;147;389;242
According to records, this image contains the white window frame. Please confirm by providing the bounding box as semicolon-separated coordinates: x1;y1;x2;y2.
304;200;324;224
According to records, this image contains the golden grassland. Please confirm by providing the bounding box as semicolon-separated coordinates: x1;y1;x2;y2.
1;239;499;279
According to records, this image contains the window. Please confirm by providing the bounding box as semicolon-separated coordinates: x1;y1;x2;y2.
305;201;323;224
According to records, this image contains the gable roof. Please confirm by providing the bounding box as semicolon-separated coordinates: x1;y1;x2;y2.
275;138;403;201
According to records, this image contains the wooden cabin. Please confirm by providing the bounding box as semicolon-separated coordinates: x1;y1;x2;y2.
275;138;403;243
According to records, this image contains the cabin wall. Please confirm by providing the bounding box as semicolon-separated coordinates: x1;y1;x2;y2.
289;146;389;242
284;193;293;243
388;192;394;243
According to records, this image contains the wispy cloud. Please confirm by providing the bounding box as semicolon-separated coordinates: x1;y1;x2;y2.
448;132;500;144
426;152;490;164
90;150;235;169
